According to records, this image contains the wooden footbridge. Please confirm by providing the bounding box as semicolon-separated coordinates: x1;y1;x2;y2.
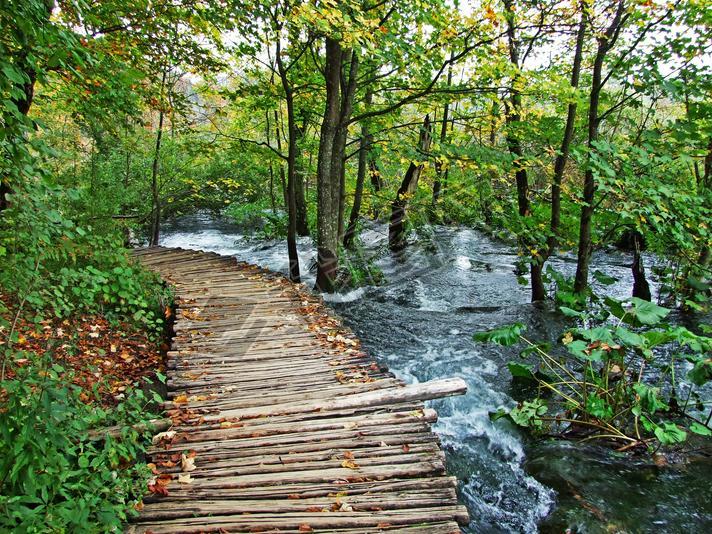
129;247;469;533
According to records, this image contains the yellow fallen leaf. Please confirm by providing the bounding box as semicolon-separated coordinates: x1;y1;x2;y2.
173;394;188;404
177;473;192;484
181;453;196;472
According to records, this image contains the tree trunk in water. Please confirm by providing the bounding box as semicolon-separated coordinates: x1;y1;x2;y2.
335;53;358;244
574;0;625;295
389;115;433;251
276;41;301;283
532;4;587;300
504;0;539;299
343;90;373;249
315;42;358;292
548;6;587;256
631;231;651;301
503;0;530;220
315;39;345;292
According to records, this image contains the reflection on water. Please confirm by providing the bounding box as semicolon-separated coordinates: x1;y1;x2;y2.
160;213;711;533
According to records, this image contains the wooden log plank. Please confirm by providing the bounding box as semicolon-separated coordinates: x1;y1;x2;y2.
134;248;469;532
197;378;466;422
142;476;457;502
127;506;469;532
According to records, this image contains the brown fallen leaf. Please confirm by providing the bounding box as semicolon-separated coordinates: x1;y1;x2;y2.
152;430;176;445
298;525;313;532
343;450;354;460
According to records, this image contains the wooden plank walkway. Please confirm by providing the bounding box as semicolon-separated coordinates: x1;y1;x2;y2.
129;247;469;533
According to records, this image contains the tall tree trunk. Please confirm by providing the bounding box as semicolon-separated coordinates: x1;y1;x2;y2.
335;52;358;243
337;162;347;240
532;4;588;300
274;109;288;208
315;41;358;292
548;6;587;256
149;71;167;247
369;159;384;219
149;109;164;246
265;111;277;214
0;51;38;213
389;115;433;251
504;0;540;299
294;118;309;235
344;89;373;249
315;38;344;292
0;180;9;213
574;0;626;295
432;64;453;213
704;137;712;191
276;42;301;283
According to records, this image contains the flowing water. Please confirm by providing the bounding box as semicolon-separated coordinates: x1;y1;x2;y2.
160;213;711;533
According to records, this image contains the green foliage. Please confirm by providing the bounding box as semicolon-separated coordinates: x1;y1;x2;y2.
0;355;157;531
339;243;385;289
226;200;288;240
474;323;526;346
475;293;712;450
0;182;170;338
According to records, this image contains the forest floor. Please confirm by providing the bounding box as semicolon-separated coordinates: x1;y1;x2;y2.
0;292;166;407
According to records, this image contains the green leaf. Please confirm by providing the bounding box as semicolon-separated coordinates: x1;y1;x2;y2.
473;323;526;346
615;326;644;348
507;361;536;381
689;422;712;436
687;357;712;387
585;393;613;420
488;408;512;422
566;339;589;360
510;399;548;428
578;327;615;345
633;383;668;414
559;306;585;318
628;298;670;325
593;270;618;286
654;423;686;445
2;65;26;84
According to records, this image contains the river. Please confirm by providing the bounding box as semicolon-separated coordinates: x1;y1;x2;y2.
160;212;711;533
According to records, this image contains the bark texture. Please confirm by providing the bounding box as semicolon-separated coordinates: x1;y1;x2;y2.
574;0;626;294
315;40;358;292
389;116;433;251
